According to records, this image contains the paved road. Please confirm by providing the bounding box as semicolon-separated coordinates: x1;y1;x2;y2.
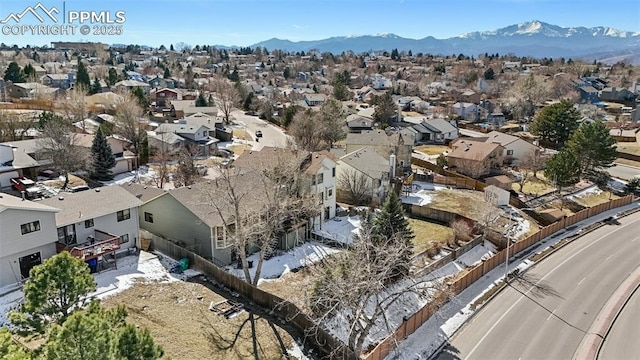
230;110;290;149
607;163;640;181
598;284;640;359
436;211;640;360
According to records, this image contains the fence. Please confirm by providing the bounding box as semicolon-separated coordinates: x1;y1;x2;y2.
616;151;640;163
149;234;353;359
362;195;634;360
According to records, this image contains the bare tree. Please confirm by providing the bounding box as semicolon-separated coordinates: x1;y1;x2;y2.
148;134;172;189
58;85;88;129
174;144;199;187
451;218;474;244
338;169;371;205
37;115;87;190
517;150;548;192
289;109;322;151
114;92;146;167
308;226;451;357
0;111;31;142
208;151;319;286
210;77;238;125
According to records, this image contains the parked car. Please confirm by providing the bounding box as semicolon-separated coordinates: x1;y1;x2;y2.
10;177;36;192
255;130;263;138
38;169;59;179
195;164;208;175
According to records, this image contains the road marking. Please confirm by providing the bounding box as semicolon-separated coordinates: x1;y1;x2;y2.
463;215;640;360
577;277;586;286
605;255;613;261
546;309;556;321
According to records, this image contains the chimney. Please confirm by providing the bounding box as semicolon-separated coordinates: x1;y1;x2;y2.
389;154;397;178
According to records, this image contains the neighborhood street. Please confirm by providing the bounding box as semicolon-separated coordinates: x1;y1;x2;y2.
230;110;290;149
607;163;640;181
435;211;640;360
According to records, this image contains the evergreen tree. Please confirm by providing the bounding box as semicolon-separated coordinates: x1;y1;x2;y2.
372;91;397;127
566;121;617;175
23;63;36;80
545;150;581;193
483;67;495;80
10;252;96;334
163;67;171;78
333;82;351;101
371;191;414;280
76;58;91;89
3;62;25;83
107;67;119;86
115;324;164;360
195;92;208;107
91;127;116;180
0;328;29;360
530;99;580;148
89;77;102;95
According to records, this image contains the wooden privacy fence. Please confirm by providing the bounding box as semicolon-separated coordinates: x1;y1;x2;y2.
362;195;634;360
149;235;353;360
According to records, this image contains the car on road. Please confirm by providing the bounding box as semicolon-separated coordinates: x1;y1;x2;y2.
255;130;263;138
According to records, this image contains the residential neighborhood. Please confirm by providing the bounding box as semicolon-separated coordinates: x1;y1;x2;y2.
1;11;639;360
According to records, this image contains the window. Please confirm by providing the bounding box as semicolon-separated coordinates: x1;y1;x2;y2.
119;234;129;245
117;209;131;222
144;212;154;223
332;167;336;177
317;173;324;184
20;221;41;235
311;175;316;185
84;219;94;228
506;150;514;156
327;189;333;198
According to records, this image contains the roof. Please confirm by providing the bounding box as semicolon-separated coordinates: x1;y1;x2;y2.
0;193;60;214
304;93;327;102
346;129;414;148
425;118;457;134
183;113;221;128
114;80;150;88
156;123;210;135
485;175;513;184
120;183;167;203
147;131;184;145
234;146;310;172
39;185;143;226
306;151;337;175
447;140;503;161
168;171;266;228
339;147;389;179
483;131;537;150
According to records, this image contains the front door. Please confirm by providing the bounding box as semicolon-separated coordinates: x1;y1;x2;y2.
19;252;41;279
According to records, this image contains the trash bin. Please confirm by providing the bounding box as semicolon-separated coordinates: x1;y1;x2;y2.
179;257;189;272
87;258;98;273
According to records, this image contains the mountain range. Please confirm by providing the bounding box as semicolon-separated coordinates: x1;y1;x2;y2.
231;21;640;63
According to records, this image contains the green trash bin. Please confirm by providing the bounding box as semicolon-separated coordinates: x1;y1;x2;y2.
179;257;189;272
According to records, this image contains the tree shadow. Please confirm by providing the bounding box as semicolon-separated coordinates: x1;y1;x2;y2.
435;341;463;360
510;272;564;300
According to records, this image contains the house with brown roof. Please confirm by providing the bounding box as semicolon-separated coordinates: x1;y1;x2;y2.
459;131;539;165
345;129;414;171
446;139;505;178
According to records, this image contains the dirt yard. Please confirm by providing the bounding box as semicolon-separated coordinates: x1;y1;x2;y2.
259;267;315;314
428;189;495;223
408;218;455;254
572;191;619;207
102;281;296;360
43;174;87;189
512;175;556;196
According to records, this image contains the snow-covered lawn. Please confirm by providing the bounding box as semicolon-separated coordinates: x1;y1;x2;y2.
568;185;602;200
400;181;447;206
225;241;342;284
312;216;362;245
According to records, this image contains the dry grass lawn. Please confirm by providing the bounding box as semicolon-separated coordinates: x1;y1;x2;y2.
45;174;87;189
232;129;251;141
512;176;556;196
616;142;640;156
102;281;295;360
259;267;315;313
429;189;494;222
228;144;251;156
615;158;640;168
573;191;619;207
408;218;454;254
415;145;450;156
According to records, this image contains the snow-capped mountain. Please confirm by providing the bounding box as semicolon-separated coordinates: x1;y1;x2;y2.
248;21;640;62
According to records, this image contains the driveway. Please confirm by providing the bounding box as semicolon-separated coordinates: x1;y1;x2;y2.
230;110;290;149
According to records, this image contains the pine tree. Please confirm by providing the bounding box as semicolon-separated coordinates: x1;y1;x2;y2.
89;77;102;95
371;191;414;280
9;252;96;334
91;127;116;181
76;58;91;89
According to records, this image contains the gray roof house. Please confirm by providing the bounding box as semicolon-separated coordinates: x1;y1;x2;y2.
336;147;392;205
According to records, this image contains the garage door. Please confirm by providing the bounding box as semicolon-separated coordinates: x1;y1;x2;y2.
0;171;19;188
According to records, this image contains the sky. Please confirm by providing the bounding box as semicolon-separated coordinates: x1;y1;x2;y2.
0;0;639;48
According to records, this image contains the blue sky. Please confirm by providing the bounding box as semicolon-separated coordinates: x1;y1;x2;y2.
1;0;639;47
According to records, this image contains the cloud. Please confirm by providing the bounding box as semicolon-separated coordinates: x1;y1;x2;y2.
292;24;307;30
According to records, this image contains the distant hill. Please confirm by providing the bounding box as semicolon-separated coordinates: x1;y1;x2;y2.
248;21;640;62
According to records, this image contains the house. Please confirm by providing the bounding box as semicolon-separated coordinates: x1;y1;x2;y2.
452;102;481;122
0;193;60;287
72;134;135;175
487;112;506;127
40;73;75;89
150;88;181;108
345;130;414;170
0;139;50;186
113;80;151;94
409;118;458;144
38;186;143;263
346;115;374;133
336;147;392;205
5;83;59;99
370;74;392;90
599;87;636;103
303;93;327;107
155;123;218;156
485;175;514;191
446;139;505;178
577;86;601;104
478;131;540;165
459;90;481;104
233;146;338;224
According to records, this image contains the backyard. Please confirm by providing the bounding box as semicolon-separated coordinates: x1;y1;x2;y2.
414;145;450;156
408;218;455;254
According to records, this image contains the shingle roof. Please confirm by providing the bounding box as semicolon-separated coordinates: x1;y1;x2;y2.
156;123;208;135
120;183;167;203
0;193;60;214
339;147;389;179
39;185;143;226
447;140;502;161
